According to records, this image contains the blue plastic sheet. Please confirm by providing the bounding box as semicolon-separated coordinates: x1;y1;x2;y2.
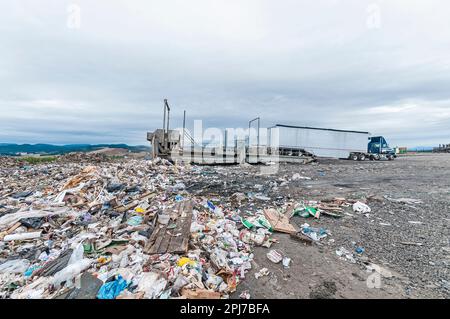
207;200;216;211
97;275;127;299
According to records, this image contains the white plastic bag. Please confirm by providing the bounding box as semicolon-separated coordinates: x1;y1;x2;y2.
137;272;167;299
0;259;30;274
68;243;84;265
3;231;42;241
353;201;371;213
51;259;92;287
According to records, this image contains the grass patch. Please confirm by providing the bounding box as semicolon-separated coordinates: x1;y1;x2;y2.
18;156;57;164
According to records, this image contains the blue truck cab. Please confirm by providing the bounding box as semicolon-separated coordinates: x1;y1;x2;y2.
368;136;396;160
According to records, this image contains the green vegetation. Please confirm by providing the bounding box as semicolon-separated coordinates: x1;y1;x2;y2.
18;156;57;164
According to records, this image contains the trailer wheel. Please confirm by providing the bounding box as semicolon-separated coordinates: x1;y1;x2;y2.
369;155;375;161
358;154;366;161
351;154;359;161
387;155;394;161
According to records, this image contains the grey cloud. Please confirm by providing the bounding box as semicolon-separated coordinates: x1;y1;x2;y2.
0;0;449;147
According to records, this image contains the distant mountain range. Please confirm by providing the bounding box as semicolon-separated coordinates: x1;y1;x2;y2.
0;143;150;155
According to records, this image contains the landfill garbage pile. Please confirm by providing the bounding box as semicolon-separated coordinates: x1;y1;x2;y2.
4;154;445;299
0;155;287;299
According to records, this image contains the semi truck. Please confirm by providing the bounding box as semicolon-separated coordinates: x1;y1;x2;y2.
366;136;396;161
267;124;396;161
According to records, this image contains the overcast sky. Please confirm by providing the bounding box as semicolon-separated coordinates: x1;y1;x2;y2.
1;0;449;147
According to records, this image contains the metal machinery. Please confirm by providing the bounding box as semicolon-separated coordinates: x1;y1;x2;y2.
433;144;450;153
146;99;181;159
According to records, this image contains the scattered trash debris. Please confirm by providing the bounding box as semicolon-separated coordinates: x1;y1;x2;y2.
400;242;423;246
266;250;283;263
0;259;30;274
264;209;296;234
239;290;251;299
292;173;311;181
290;232;313;244
0;156;267;299
300;223;328;241
11;191;33;199
282;257;291;268
3;231;42;241
254;194;271;201
127;215;143;226
336;247;356;263
292;205;319;219
254;268;270;279
97;275;128;299
353;201;371;213
384;197;423;205
0;152;443;299
379;222;391;226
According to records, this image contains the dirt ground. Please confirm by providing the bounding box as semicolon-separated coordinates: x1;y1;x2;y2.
191;154;449;299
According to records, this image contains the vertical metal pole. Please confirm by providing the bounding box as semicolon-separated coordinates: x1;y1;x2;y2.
163;99;167;133
182;110;186;150
166;103;170;133
257;117;260;161
224;129;228;149
248;121;251;147
248;117;260;163
163;99;167;148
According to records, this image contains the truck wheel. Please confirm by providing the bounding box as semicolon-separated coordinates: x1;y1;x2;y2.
358;154;366;161
388;155;394;161
374;154;380;161
351;154;359;161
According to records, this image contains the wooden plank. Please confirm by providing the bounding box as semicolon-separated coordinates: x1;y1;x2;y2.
149;225;168;254
115;193;155;213
144;200;193;254
180;288;221;299
264;208;296;234
145;224;164;254
167;200;193;254
290;232;313;244
157;201;185;253
156;225;175;253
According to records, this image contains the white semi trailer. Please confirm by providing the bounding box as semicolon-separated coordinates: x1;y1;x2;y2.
268;124;373;160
